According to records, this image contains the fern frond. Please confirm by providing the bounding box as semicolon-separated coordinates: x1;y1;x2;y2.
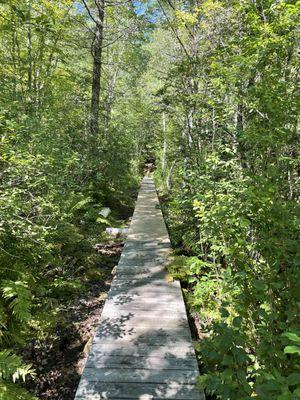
0;378;37;400
0;350;35;382
1;281;32;322
70;197;93;212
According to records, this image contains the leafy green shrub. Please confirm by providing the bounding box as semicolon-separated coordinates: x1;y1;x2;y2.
48;278;86;300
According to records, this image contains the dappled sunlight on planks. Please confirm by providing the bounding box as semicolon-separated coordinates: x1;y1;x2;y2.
74;177;204;399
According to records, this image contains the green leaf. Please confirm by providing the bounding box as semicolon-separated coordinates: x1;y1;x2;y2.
96;216;110;225
232;316;242;328
70;197;93;212
221;354;234;366
220;307;230;317
277;393;292;400
253;280;267;291
0;378;37;399
2;281;32;322
286;373;300;386
282;332;300;344
293;388;300;398
0;350;35;382
284;346;300;355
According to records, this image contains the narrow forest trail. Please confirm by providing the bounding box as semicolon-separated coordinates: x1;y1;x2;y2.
74;177;204;399
0;1;298;398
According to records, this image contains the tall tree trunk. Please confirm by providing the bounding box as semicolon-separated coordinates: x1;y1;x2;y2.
104;45;125;133
166;160;176;191
162;111;167;175
90;0;105;137
26;0;33;111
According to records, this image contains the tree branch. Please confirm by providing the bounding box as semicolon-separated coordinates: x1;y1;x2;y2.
156;0;191;60
82;0;98;25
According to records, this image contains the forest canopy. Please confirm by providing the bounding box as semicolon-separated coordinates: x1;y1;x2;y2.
0;0;299;399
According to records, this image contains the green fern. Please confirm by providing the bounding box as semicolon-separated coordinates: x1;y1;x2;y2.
0;302;7;334
0;350;35;382
1;281;32;322
70;197;93;213
0;378;37;400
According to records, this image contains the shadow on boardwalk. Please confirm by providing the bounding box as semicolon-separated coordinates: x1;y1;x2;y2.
74;177;204;399
77;323;201;399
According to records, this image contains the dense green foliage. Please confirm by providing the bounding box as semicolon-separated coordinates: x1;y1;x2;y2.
0;0;299;398
147;1;300;399
0;1;144;397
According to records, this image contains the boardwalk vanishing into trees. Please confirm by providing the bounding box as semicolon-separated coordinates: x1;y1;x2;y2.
1;1;298;398
75;177;204;399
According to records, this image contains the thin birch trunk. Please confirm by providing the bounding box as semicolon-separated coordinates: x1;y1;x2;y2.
90;0;105;138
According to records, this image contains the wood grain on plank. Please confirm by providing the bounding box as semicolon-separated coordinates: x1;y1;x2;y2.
82;367;199;384
85;355;198;370
76;381;204;399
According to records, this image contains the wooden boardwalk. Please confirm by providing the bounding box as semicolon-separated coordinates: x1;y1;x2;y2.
75;177;204;400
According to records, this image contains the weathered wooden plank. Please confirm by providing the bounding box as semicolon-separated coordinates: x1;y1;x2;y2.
87;343;195;358
76;396;201;400
103;294;186;307
101;305;187;318
107;285;181;296
93;316;191;334
110;278;181;289
119;252;170;261
107;291;185;302
99;308;187;321
107;290;182;301
90;315;190;331
75;382;203;399
109;286;181;296
118;256;169;265
111;277;179;290
85;355;198;370
93;325;192;340
117;264;169;273
92;333;192;347
82;367;199;384
104;295;186;307
113;273;169;281
124;239;170;247
112;274;176;283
